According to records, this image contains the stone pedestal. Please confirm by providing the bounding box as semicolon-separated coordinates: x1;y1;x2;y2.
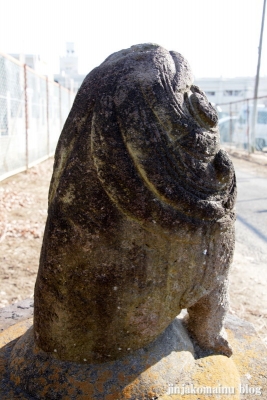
0;301;266;399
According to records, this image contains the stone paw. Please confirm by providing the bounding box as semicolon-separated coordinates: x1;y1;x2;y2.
208;334;233;357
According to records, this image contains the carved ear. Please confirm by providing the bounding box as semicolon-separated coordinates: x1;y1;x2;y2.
169;51;194;93
185;85;218;129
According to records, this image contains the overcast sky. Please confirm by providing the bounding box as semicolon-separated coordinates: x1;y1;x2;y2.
0;0;266;78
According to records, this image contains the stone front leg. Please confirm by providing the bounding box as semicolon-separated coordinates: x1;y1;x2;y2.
185;279;232;357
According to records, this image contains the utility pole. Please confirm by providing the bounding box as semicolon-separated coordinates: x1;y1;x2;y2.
250;0;266;153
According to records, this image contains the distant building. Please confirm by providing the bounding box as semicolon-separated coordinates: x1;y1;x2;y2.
54;42;86;93
60;42;78;75
195;76;267;115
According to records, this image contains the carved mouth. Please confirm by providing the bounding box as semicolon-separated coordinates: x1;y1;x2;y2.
185;85;218;130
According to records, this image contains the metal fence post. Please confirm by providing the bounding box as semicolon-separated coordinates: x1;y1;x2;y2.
24;64;29;171
59;85;62;131
6;91;11;135
251;0;266;154
246;99;250;153
46;77;50;156
229;102;232;144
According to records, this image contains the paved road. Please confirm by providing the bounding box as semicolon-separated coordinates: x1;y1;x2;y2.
234;165;267;264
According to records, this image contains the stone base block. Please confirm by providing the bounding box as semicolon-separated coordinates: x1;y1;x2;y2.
0;311;266;399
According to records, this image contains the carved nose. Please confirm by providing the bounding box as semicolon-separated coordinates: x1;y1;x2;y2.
186;85;218;129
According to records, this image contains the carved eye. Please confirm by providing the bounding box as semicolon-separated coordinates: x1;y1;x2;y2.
186;86;218;129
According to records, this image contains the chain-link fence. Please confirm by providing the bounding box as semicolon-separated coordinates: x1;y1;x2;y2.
217;96;267;153
0;52;75;181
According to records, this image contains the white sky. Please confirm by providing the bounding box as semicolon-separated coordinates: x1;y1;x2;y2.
0;0;266;78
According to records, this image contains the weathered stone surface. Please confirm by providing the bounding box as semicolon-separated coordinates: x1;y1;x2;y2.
161;314;267;400
2;317;195;399
1;43;239;398
1;313;266;399
162;355;241;400
224;314;267;399
29;43;236;364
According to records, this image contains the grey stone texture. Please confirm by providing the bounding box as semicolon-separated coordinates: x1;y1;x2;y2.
32;43;236;363
1;313;267;399
6;317;195;399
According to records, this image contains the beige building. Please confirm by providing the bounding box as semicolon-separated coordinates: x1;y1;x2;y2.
195;76;267;115
54;42;86;93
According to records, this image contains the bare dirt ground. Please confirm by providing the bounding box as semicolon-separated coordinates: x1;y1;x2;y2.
0;155;267;346
0;159;53;307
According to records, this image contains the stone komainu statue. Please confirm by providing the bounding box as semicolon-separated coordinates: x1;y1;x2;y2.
34;44;236;363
